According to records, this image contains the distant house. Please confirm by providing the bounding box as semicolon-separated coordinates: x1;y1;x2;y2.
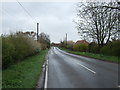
75;40;89;45
51;43;60;46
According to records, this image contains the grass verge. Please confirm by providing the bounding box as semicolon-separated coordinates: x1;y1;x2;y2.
60;47;120;63
2;49;48;88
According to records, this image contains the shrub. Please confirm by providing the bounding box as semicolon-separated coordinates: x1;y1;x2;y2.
2;32;41;69
112;41;120;57
73;44;88;52
88;42;99;53
0;37;2;66
2;37;15;68
100;40;120;57
73;44;80;51
38;33;50;49
67;44;73;50
59;41;66;48
66;41;74;50
79;44;88;52
40;43;47;50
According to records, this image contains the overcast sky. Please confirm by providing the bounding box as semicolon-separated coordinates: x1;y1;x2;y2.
1;2;81;43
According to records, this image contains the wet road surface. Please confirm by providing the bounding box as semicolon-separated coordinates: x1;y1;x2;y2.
47;47;118;88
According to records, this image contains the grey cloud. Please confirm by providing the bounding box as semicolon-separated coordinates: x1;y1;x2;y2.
1;2;79;43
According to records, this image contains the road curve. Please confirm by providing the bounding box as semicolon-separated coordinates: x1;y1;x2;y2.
47;47;118;88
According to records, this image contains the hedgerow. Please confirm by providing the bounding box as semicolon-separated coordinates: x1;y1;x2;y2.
2;32;41;69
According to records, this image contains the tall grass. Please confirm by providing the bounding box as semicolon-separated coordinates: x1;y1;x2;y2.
2;50;47;88
2;32;41;69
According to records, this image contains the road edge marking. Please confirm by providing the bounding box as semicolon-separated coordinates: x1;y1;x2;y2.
118;85;120;88
77;63;96;74
44;60;48;89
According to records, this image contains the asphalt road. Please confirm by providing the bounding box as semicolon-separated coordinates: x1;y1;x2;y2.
47;47;118;88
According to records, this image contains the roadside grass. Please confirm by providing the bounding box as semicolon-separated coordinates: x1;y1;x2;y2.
2;50;48;88
60;47;120;63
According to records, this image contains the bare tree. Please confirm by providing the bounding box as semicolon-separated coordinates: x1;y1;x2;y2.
38;32;50;48
76;2;119;47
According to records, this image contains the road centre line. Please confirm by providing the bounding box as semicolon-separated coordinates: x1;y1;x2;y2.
56;47;96;74
77;63;96;74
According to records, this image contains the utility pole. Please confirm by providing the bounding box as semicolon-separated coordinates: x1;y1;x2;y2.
37;23;39;41
66;33;67;48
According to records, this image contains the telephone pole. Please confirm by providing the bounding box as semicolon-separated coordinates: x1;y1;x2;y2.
37;23;39;41
66;33;67;48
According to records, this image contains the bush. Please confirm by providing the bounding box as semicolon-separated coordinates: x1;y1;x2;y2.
67;44;73;50
73;44;80;51
112;41;120;57
100;40;120;57
2;32;41;69
59;41;66;48
79;44;88;52
88;42;99;53
40;43;47;50
66;41;74;50
73;44;88;52
2;37;15;68
0;37;2;67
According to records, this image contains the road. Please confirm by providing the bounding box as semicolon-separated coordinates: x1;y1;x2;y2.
47;47;118;88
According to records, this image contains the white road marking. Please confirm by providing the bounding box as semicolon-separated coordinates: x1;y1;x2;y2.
44;60;49;89
118;85;120;88
77;63;96;74
57;47;96;74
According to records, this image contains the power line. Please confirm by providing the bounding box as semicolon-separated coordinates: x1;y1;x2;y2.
0;7;11;17
16;0;41;39
16;0;38;23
